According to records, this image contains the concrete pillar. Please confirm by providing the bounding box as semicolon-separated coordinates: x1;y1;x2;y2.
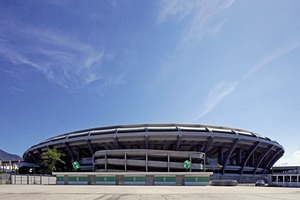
250;153;255;166
146;153;148;172
167;153;170;172
125;153;127;172
116;175;124;185
176;175;185;186
145;175;154;185
236;148;241;165
87;175;96;185
189;153;192;172
64;175;69;185
218;147;224;164
105;154;107;172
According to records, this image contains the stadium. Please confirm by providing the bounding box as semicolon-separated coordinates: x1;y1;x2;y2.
22;123;284;182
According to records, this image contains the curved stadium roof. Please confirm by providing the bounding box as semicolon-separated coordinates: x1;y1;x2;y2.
23;123;284;175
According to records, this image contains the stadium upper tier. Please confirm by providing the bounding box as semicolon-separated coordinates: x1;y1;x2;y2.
23;123;284;175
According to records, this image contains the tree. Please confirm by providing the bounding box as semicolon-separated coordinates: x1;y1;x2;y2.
40;149;65;173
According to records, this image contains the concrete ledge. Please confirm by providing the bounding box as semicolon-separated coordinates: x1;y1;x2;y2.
210;180;238;186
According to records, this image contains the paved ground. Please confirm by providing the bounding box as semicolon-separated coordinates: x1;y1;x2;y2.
0;185;299;200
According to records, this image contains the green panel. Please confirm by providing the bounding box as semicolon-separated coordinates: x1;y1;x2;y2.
185;176;210;182
154;176;175;182
154;177;164;182
185;177;196;182
135;177;145;182
57;176;64;181
69;177;77;181
124;177;134;182
96;177;105;182
106;177;116;182
198;177;209;182
124;177;146;182
78;177;87;182
165;177;175;182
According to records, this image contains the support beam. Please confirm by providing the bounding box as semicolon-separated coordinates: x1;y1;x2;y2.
236;148;241;166
124;153;127;172
176;135;182;151
28;152;38;163
65;142;75;161
204;137;214;154
218;146;224;164
254;145;274;174
264;149;284;173
86;139;94;155
113;136;120;149
206;146;219;157
266;151;284;173
221;139;239;174
36;148;43;156
145;135;149;149
240;142;260;174
146;152;148;172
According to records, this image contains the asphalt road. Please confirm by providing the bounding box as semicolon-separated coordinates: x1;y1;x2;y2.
0;185;299;200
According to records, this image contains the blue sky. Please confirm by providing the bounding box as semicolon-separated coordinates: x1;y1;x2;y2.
0;0;300;165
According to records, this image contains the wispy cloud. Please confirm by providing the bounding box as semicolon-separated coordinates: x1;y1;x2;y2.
0;18;118;91
242;40;300;81
157;0;236;41
11;86;25;93
192;81;237;121
157;0;198;24
193;40;300;120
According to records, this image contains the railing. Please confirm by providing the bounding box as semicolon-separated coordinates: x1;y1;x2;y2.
11;174;56;185
0;174;11;184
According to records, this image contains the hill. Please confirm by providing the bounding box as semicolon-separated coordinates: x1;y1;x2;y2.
0;149;22;160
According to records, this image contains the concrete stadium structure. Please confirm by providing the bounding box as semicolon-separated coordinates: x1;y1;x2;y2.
23;124;284;181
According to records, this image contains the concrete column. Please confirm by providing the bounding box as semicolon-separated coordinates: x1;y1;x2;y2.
125;153;127;172
218;146;224;164
105;154;107;172
116;175;124;185
87;175;96;185
251;153;255;167
176;175;185;186
145;175;154;185
64;175;69;185
189;153;192;172
146;153;148;172
236;148;241;165
167;153;170;172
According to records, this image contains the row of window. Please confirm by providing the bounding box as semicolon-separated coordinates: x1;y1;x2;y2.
272;175;300;182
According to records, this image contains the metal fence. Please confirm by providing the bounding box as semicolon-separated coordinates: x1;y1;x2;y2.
11;174;56;185
0;174;11;184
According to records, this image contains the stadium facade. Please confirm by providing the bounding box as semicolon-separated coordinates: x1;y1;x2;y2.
23;124;284;180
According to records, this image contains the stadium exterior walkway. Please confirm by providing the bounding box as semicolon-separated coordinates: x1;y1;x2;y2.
0;185;299;200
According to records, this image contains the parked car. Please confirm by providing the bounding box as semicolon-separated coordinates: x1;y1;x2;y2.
255;180;265;186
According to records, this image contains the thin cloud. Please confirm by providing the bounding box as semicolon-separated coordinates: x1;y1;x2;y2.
11;86;25;93
242;40;300;81
157;0;236;41
193;81;237;121
194;40;300;120
156;0;198;24
0;18;116;91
